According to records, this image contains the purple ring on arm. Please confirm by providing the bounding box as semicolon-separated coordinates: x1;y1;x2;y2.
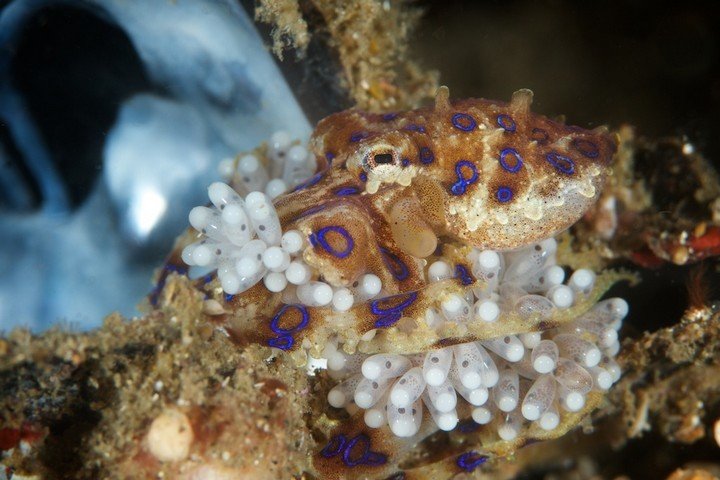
451;112;477;131
498;147;523;173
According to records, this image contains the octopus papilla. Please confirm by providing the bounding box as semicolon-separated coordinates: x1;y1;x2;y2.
157;88;627;479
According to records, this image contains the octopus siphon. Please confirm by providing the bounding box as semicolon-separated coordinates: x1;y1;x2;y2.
155;87;630;479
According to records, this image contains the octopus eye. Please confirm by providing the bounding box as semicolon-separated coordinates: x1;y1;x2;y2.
374;153;394;165
364;149;399;172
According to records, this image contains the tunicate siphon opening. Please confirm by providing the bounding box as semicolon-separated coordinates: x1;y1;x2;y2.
8;5;156;210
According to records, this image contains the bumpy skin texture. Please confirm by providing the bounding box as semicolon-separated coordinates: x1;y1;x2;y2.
306;88;616;250
159;89;619;479
161;89;618;357
224;89;617;352
268;88;615;293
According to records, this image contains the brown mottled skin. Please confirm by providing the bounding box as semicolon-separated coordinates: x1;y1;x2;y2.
274;88;616;292
320;89;612;243
161;88;617;354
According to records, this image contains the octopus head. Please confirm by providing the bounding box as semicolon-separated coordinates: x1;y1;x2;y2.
309;88;618;255
311;114;422;194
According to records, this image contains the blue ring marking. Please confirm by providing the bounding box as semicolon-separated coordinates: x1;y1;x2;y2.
293;172;325;192
375;315;401;328
335;186;360;196
202;273;214;284
451;112;477;132
498;147;523;173
370;292;418;315
363;451;387;466
224;293;235;303
292;204;326;222
404;123;426;133
342;434;387;467
450;160;479;196
454;264;474;286
321;434;346;458
457;451;488;472
419;146;434;165
166;264;188;275
401;158;410;167
531;127;549;144
371;292;418;328
496;114;516;132
496;186;513;203
382;112;398;121
379;247;409;281
359;172;368;182
150;264;190;305
457;420;481;433
149;288;162;306
270;304;309;335
309;226;355;259
572;138;599;158
268;334;294;350
325;152;335;164
545;152;576;175
301;205;326;216
350;131;368;142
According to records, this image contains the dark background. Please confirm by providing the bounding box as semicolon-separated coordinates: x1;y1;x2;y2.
414;0;720;163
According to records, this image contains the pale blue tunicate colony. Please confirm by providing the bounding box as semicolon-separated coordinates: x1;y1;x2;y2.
0;0;310;330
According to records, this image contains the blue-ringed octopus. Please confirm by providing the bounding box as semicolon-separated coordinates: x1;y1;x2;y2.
154;88;629;479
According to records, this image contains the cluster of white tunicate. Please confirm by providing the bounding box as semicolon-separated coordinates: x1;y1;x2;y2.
185;137;387;310
325;238;627;439
217;131;316;199
280;271;385;313
428;238;600;325
182;182;310;295
282;273;382;312
186;131;375;299
182;182;386;308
